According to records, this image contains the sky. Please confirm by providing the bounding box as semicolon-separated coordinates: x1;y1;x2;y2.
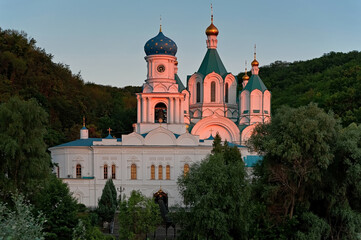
1;0;360;88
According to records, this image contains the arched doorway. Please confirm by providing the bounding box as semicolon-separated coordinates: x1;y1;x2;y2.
154;103;167;123
154;188;168;209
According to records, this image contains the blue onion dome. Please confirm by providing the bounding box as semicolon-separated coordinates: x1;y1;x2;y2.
144;29;177;56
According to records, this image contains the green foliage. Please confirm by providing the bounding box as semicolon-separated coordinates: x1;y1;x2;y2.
33;175;79;240
0;194;45;240
238;51;361;126
97;179;117;223
177;140;251;240
0;28;141;147
0;96;50;201
118;190;161;240
249;103;339;219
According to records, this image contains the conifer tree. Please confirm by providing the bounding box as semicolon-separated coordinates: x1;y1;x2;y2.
97;179;117;223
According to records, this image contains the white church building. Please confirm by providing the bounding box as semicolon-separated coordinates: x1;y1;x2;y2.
49;15;271;208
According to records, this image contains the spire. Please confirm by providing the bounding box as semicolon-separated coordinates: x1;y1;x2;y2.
242;60;250;88
159;15;162;32
251;44;260;75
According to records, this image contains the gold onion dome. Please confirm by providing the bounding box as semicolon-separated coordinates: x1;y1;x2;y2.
251;59;259;67
206;23;219;36
242;72;250;81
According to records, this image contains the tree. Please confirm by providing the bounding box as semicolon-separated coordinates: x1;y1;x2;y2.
0;194;45;240
0;96;50;201
249;103;338;220
33;174;79;240
97;179;117;223
177;140;251;240
118;190;161;240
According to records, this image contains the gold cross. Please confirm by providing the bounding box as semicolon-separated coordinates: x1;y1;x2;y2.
107;128;112;135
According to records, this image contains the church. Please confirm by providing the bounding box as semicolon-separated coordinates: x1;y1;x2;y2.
49;14;271;208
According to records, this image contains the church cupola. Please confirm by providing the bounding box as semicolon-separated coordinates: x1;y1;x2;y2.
251;45;260;75
80;117;88;139
205;4;218;49
242;61;250;88
144;24;177;56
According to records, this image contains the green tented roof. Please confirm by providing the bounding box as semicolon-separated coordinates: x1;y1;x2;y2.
175;74;186;92
243;74;268;92
197;49;227;77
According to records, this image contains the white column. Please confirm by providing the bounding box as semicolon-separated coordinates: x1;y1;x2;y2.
169;98;174;123
180;97;184;123
175;98;180;124
142;97;147;123
147;97;152;123
137;95;141;123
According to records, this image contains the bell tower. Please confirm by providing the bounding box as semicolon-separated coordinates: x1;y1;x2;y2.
134;25;188;135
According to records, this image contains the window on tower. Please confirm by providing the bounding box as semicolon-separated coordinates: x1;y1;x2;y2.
211;82;216;102
196;82;201;103
155;103;167;123
225;83;229;103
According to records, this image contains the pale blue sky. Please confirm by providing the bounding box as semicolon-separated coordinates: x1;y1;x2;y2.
1;0;360;87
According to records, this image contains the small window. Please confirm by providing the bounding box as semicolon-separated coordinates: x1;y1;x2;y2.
57;166;60;178
158;165;163;180
131;164;137;180
166;165;170;180
103;164;108;179
151;165;155;180
112;165;116;179
184;164;189;176
76;164;82;178
196;82;201;103
211;82;216;102
225;83;229;103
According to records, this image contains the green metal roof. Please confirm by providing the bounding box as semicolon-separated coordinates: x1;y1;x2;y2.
175;74;186;92
243;74;268;92
197;49;227;77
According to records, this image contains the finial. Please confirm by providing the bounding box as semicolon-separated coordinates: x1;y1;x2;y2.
107;127;112;135
159;15;162;32
211;3;214;23
254;44;257;60
245;60;248;72
82;116;85;127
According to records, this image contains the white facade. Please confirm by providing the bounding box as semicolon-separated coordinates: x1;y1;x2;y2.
50;19;271;207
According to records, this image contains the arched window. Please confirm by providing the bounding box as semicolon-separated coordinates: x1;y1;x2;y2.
151;165;155;180
184;164;189;176
112;165;116;179
196;82;201;103
225;83;229;103
158;165;163;180
104;164;108;179
155;103;167;123
166;165;170;180
211;82;216;102
76;164;81;178
131;164;137;180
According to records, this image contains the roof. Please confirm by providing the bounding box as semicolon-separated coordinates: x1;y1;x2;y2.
175;74;186;92
144;31;177;56
243;155;263;167
81;126;87;130
54;138;122;147
242;74;268;92
197;49;228;77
